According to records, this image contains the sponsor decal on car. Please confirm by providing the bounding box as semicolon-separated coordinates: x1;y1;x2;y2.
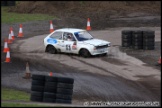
47;38;57;44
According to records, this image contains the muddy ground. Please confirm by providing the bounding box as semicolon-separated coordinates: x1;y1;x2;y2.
1;1;161;106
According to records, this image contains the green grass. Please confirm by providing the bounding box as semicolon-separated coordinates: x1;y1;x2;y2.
1;103;52;107
1;7;57;24
1;87;30;101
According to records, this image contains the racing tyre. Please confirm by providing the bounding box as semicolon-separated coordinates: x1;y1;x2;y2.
43;92;56;98
45;82;57;87
132;45;143;50
57;83;73;89
32;74;45;81
132;41;143;46
57;88;73;95
7;1;15;6
31;91;43;97
56;94;72;100
30;95;43;102
57;77;74;84
31;85;44;92
43;98;56;103
143;30;155;35
143;45;155;50
1;1;7;6
56;99;72;104
45;76;58;82
143;38;155;43
32;80;45;86
80;49;91;58
46;45;57;54
122;42;131;47
143;42;155;46
44;86;57;93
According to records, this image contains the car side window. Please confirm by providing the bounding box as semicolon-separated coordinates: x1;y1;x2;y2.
50;32;62;40
63;32;76;41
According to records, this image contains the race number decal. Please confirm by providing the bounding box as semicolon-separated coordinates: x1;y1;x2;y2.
66;44;71;50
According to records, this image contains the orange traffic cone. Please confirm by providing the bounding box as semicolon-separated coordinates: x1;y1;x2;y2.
23;62;31;79
17;24;24;37
10;27;15;40
49;72;53;76
3;39;10;53
5;51;11;63
86;18;91;31
7;31;12;44
50;21;54;33
158;56;161;65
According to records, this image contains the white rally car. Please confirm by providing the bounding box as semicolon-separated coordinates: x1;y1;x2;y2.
44;28;111;57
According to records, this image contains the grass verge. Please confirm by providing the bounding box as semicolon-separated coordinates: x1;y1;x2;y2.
1;7;57;24
1;103;52;107
1;87;30;101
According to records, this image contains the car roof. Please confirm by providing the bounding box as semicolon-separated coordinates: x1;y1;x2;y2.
55;28;86;33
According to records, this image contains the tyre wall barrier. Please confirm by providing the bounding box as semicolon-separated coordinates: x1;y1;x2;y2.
30;74;74;104
121;30;155;50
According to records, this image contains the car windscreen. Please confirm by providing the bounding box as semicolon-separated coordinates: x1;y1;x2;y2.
74;31;93;41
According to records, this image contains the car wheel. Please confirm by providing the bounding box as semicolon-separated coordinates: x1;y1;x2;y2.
102;53;107;56
80;49;91;58
47;46;57;54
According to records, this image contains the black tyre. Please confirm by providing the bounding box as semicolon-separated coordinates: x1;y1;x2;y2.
132;45;143;50
143;45;155;50
143;38;155;42
32;74;45;81
31;85;44;92
122;42;131;47
1;1;7;6
57;83;73;89
79;49;91;58
143;30;155;35
56;94;72;100
45;82;57;87
121;30;132;35
43;92;56;98
46;45;57;54
122;38;132;42
45;76;58;82
143;42;155;46
57;88;73;95
143;34;155;39
7;1;15;6
132;30;143;34
132;42;143;46
56;99;72;104
30;95;43;102
31;91;43;97
57;77;74;84
44;86;57;93
43;98;56;103
122;34;132;39
32;80;45;86
132;38;143;41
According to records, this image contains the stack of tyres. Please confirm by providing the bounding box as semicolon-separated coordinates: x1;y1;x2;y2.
56;77;74;104
1;1;7;6
30;74;45;102
143;30;155;50
121;30;132;47
7;1;16;6
132;30;143;49
43;76;58;103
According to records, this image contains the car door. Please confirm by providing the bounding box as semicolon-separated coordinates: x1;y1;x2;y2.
60;32;77;53
48;31;63;51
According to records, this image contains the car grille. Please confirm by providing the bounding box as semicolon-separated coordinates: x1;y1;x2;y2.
96;44;108;49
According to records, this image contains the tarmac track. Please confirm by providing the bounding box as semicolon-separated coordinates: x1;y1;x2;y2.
1;27;161;106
